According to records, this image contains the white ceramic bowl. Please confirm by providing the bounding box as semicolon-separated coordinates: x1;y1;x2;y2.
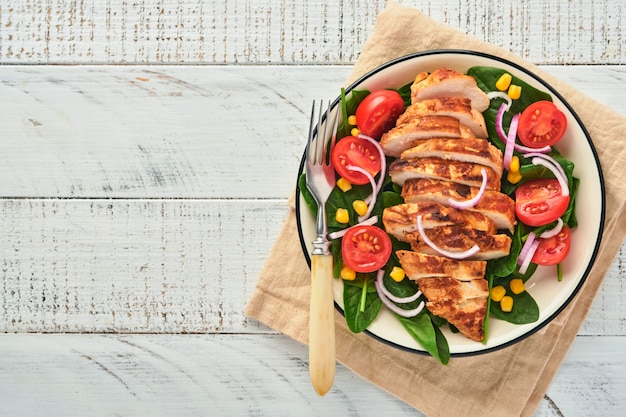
296;50;605;356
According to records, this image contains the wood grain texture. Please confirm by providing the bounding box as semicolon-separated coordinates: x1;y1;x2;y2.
0;334;624;416
0;0;624;65
0;0;625;413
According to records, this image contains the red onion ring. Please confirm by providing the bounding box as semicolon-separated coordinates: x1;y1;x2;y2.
358;133;386;195
327;215;379;240
540;218;564;239
530;157;570;197
346;165;377;220
416;215;480;259
375;269;422;303
487;91;512;110
495;102;550;154
517;232;536;266
503;113;520;170
374;270;425;318
519;240;540;274
523;152;567;181
447;168;487;209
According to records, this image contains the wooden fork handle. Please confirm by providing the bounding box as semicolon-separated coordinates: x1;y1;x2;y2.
309;253;336;396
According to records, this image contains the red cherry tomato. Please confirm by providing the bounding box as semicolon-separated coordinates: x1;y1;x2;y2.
517;101;567;148
331;136;382;185
515;178;570;227
341;225;392;273
355;90;405;138
532;226;571;266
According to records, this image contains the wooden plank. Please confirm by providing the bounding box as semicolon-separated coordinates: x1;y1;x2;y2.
0;333;624;416
0;199;288;333
1;65;625;199
0;198;623;336
0;0;623;65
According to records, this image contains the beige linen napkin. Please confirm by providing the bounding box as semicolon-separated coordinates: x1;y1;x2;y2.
245;2;626;416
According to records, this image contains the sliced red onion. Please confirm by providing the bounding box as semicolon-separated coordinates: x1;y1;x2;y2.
374;270;425;318
375;269;422;303
518;240;540;274
540;218;564;239
487;91;512;111
358;133;386;195
530;157;570;197
523;152;567;181
503;114;519;170
346;165;377;220
327;215;379;240
495;102;509;142
448;168;487;210
513;142;551;154
517;232;537;266
416;215;480;259
495;101;550;154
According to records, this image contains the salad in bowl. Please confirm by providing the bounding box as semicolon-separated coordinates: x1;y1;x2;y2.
296;50;604;362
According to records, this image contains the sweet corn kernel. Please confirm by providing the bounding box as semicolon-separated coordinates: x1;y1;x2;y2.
509;155;520;173
508;84;522;100
348;115;357;126
389;266;406;282
340;265;357;281
335;208;350;224
500;295;514;312
491;285;507;302
510;278;525;294
352;200;368;216
507;170;523;184
496;73;512;91
351;127;361;137
336;177;352;192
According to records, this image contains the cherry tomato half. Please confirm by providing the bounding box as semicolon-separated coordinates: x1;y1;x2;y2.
517;100;567;148
355;90;405;138
341;225;392;273
515;178;570;227
532;226;571;266
331;136;382;185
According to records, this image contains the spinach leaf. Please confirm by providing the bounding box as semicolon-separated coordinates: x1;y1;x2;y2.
468;66;553;153
343;276;381;333
490;275;540;324
397;313;450;365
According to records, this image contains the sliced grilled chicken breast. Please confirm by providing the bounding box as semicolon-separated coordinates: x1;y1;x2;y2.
379;116;473;157
383;202;496;242
405;226;512;260
400;137;504;177
396;97;488;138
415;277;489;302
426;297;487;342
401;178;515;233
397;251;487;281
389;157;501;191
410;68;491;112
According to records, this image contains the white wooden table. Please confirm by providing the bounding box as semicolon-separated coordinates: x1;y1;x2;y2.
0;1;624;416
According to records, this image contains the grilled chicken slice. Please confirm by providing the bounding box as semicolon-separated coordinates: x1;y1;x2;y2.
415;277;489;302
396;97;488;138
397;251;487;281
401;178;515;233
400;137;504;177
383;202;496;242
379;116;473;157
426;297;487;342
389;157;501;191
405;226;512;260
410;68;491;112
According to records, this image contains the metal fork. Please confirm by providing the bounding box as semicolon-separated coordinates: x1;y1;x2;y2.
304;100;337;397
